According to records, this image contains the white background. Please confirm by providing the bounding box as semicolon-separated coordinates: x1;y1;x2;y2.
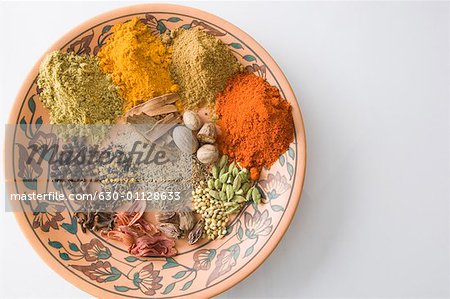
1;1;449;298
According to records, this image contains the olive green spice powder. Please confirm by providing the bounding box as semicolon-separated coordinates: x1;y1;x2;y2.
170;29;242;110
38;51;123;124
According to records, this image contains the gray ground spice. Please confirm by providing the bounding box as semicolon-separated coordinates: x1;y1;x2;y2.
192;156;210;188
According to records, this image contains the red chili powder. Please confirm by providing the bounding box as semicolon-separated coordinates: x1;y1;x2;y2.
216;72;294;180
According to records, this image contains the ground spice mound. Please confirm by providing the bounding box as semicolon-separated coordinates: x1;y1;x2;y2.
170;28;241;110
38;51;123;124
216;73;294;180
98;17;178;109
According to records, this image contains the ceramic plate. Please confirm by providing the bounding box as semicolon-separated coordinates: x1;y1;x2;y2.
7;4;306;298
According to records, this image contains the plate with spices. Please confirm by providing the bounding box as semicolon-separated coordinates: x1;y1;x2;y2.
6;4;306;298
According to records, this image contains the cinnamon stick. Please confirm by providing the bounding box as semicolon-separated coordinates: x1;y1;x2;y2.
125;93;180;118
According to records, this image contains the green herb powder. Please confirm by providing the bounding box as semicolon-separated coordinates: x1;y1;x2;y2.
38;51;123;124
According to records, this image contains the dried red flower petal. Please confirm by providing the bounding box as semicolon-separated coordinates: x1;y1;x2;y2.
129;235;177;257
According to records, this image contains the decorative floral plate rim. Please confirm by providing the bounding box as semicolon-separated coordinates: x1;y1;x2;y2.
7;4;306;298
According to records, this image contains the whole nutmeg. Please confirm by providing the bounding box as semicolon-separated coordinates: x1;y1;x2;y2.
173;126;199;154
183;111;202;131
197;123;216;144
197;144;219;164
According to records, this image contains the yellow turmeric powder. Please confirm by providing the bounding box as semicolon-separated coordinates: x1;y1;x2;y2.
98;17;178;109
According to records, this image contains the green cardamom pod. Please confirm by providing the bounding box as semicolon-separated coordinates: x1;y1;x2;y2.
234;195;246;203
207;179;214;190
219;191;227;201
240;168;248;178
228;162;236;173
226;184;235;201
226;174;233;184
240;171;249;182
241;182;250;194
221;183;227;192
219;166;226;178
214;179;222;190
252;187;262;204
226;205;241;215
223;201;235;207
220;172;229;184
219;155;228;169
235;189;244;195
233;175;242;190
209;190;220;200
212;165;219;179
246;187;254;201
